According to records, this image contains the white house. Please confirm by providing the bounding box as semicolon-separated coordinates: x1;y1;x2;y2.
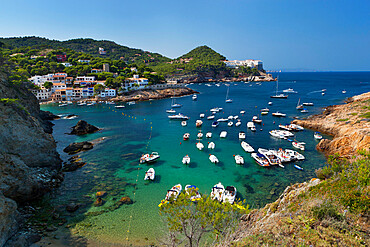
29;74;54;87
100;88;116;97
31;87;52;101
78;59;90;64
61;62;72;67
52;83;67;92
123;75;149;90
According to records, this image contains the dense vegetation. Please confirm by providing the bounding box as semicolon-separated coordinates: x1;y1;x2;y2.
237;151;369;246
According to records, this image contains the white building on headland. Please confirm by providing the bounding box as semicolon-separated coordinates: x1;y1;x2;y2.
32;87;52;101
100;88;116;97
123;75;149;90
29;74;54;87
223;59;263;70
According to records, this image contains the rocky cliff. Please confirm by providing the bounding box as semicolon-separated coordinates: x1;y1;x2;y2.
0;75;62;246
292;92;370;158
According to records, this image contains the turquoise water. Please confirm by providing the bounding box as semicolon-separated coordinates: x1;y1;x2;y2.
41;72;370;245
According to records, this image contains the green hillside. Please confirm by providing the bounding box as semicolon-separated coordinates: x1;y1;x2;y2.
0;36;170;65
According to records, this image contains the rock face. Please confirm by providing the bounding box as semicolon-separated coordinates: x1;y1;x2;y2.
0;71;62;245
292;92;370;158
63;141;94;155
70;120;99;135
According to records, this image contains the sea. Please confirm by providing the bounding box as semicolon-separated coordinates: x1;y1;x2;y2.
40;72;370;246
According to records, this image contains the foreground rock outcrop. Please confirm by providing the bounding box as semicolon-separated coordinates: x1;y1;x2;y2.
0;67;62;245
292;92;370;157
69;120;99;135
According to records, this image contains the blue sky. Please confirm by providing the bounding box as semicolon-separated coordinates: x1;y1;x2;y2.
0;0;369;71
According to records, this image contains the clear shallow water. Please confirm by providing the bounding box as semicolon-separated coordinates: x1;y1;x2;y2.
41;72;370;245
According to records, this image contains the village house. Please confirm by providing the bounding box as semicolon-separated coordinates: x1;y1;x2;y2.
123;75;149;90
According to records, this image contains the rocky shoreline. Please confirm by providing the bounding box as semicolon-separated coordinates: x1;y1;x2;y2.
292;92;370;158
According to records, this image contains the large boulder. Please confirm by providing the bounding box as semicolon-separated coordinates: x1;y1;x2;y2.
70;120;99;135
63;141;94;155
0;193;19;246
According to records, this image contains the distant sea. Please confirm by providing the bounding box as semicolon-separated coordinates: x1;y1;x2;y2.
41;72;370;246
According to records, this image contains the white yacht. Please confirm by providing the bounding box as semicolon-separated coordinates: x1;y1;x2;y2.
285;149;305;160
144;168;155;181
210;182;224;202
272;112;286;117
220;131;227;138
207;115;215;120
166;109;176;113
238;131;246;139
192;94;198;100
292;141;305;151
206;132;212;138
196;120;203;127
168;113;189;120
182;155;190;165
222;186;237;204
209;154;219;163
241;141;254;152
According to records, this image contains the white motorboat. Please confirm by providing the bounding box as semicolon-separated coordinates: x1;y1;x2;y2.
279;124;292;131
181;121;187;126
251;152;270;167
196;142;204;150
59;103;67;107
168;113;189;120
228;121;233;127
217;118;228;122
241;141;254;152
220;131;227;138
285;149;305;161
314;132;323;140
86;103;95;106
210;182;224;202
322;92;325;96
261;111;269;115
127;101;135;105
183;133;190;140
283;88;297;93
106;101;115;105
207;115;215;120
261;108;270;112
210;107;220;113
165;184;182;201
247;122;255;129
269;130;286;139
204;132;212;138
197;131;203;138
115;105;125;108
289;123;304;131
235;120;242;127
182;155;191;165
301;109;309;113
166;109;176;113
227;115;234;120
208;142;215;149
279;130;294;137
144;168;155;180
212;121;219;128
302;102;314;106
239;131;246;139
252;116;262;124
342;90;346;94
209;154;219;164
272;149;292;163
240;110;246;114
258;148;282;166
294;165;304;170
233;116;239;120
196;120;203;127
268;101;273;105
192;94;197;100
140;152;160;164
292;141;305;151
77;102;86;106
200;113;205;118
234;155;244;165
251;127;256;132
272;112;286;117
222;186;237;204
185;185;201;201
171;103;182;108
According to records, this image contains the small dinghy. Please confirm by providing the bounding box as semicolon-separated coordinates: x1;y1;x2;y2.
185;185;201;201
228;121;233;127
292;141;305;151
140;152;160;164
183;133;190;140
196;142;204;150
165;184;182;201
209;154;219;163
207;115;215;120
182;155;190;165
197;131;203;138
192;94;198;100
234;155;244;165
206;132;212;138
222;186;237;204
115;105;125;108
240;110;246;114
294;165;304;170
220;131;227;138
252;116;262;124
166;109;176;113
235;120;242;127
314;132;323;140
289;124;304;131
144;168;155;180
239;131;246;139
208;142;215;149
212;121;219;128
210;182;224;202
199;113;205;118
241;141;254;152
181;121;187;126
228;115;234;120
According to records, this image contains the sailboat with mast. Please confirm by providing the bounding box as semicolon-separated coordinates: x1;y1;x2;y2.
225;85;232;103
296;98;303;110
171;92;182;108
270;76;288;99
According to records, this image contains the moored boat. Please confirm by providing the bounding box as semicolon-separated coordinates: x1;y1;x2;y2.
251;152;270;167
272;112;286;117
220;131;227;138
258;148;282;166
181;121;187;127
285;149;305;160
241;141;254;152
239;131;246;139
144;168;155;180
207;115;215;120
209;154;219;163
210;182;224;202
222;186;237;204
166;109;176;113
140;152;160;163
185;185;201;201
192;94;197;100
206;132;212;138
165;184;182;201
196;120;203;127
212;121;219;128
292;141;305;151
234;155;244;165
183;133;190;140
168;113;189;120
227;121;233;127
208;142;215;149
196;142;204;150
182;155;190;165
314;132;323;140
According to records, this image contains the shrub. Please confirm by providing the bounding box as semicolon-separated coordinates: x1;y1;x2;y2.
312;202;343;221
